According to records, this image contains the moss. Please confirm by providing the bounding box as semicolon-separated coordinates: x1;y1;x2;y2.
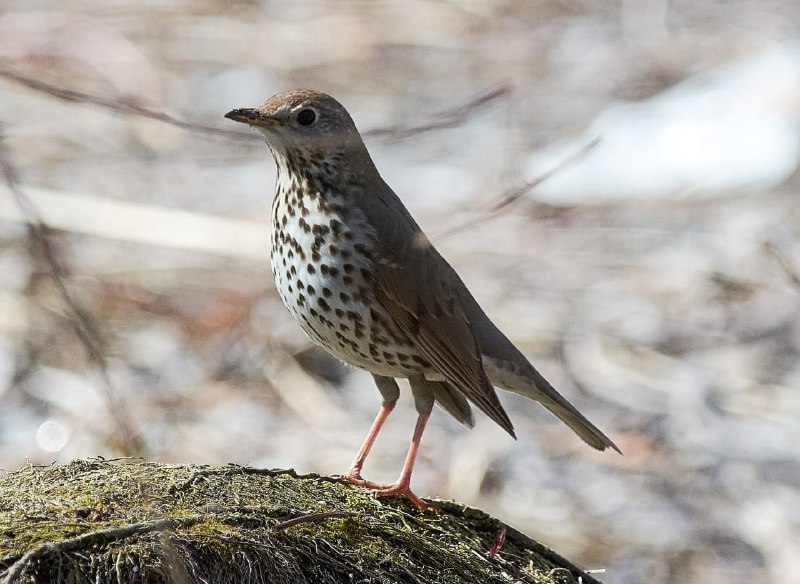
0;460;604;583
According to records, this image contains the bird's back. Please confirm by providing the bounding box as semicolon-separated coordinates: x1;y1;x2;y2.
354;177;619;451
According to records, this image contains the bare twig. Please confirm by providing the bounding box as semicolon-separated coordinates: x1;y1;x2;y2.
0;67;248;140
0;126;141;456
764;236;800;292
435;137;600;239
362;85;511;141
0;506;351;583
1;515;208;584
0;67;508;144
273;510;357;531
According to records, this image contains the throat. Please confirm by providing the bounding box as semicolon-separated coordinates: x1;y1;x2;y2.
272;171;331;228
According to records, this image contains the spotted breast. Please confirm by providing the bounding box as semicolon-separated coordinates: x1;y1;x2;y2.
270;155;429;378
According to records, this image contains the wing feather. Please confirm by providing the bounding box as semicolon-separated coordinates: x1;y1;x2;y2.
356;185;515;437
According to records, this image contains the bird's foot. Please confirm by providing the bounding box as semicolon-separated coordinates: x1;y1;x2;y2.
345;469;391;490
375;482;432;511
345;471;432;510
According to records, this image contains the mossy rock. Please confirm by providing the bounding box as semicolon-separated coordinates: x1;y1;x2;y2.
0;459;604;583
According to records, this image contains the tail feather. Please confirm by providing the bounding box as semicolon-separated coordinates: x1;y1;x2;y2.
484;357;621;453
453;267;619;452
430;381;476;429
536;390;620;453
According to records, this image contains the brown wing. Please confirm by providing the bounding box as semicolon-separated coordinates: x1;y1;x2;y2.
355;184;515;437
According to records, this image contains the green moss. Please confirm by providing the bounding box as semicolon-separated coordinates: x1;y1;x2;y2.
0;460;603;583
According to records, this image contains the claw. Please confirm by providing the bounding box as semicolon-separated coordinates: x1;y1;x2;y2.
376;482;433;511
345;471;433;510
345;470;391;490
344;469;431;511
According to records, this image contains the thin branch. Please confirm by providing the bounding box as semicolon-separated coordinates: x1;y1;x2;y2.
0;126;141;456
763;237;800;292
0;68;248;140
1;515;208;584
273;511;357;531
0;508;354;582
0;67;508;144
434;137;600;240
362;85;510;141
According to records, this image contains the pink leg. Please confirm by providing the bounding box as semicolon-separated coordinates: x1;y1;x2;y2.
376;411;432;510
346;400;396;490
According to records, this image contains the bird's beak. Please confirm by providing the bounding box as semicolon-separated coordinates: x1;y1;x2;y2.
224;108;281;127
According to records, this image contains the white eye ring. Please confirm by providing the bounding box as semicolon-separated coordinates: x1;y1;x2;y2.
296;108;317;126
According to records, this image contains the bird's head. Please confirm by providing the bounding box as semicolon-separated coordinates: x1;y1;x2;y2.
225;90;371;179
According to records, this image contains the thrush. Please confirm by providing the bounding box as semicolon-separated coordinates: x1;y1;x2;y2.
225;90;619;509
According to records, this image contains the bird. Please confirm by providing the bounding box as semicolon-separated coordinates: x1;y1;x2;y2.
225;90;619;509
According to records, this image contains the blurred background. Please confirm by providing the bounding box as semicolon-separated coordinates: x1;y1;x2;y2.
1;1;799;582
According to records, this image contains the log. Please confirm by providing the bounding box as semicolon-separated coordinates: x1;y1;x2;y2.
0;459;604;584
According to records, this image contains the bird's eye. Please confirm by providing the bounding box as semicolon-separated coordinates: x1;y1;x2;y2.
296;108;317;126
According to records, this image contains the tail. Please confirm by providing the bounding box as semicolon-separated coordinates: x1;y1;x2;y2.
484;357;621;453
445;259;619;451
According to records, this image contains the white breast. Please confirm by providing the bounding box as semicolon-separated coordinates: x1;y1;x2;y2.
269;173;425;378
